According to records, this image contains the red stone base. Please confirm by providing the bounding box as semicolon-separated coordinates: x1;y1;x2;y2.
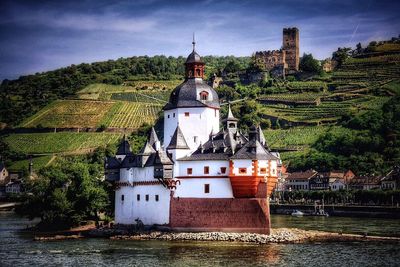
169;197;271;234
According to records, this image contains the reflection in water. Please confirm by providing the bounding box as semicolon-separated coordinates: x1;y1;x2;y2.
271;214;400;237
1;212;399;267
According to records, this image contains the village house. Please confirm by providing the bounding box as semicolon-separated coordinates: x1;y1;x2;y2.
381;166;400;190
285;170;317;191
348;176;382;190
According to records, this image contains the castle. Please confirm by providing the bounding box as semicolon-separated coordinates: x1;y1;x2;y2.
255;27;299;76
105;40;281;234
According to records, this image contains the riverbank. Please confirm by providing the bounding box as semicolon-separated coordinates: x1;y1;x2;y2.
33;227;400;244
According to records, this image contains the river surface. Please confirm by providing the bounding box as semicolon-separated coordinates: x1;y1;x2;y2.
0;212;399;267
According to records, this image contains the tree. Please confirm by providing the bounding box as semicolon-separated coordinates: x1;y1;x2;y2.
299;53;322;74
16;156;109;229
332;47;352;67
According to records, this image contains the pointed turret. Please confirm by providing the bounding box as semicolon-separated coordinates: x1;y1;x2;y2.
224;105;238;133
258;125;267;147
116;135;132;161
149;127;161;151
137;141;156;167
167;125;189;150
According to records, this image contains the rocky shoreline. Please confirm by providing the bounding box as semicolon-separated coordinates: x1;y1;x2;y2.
33;227;400;244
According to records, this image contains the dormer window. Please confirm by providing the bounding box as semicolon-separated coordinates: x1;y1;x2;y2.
200;91;209;101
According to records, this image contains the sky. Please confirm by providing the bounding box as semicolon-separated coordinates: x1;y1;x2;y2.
0;0;399;80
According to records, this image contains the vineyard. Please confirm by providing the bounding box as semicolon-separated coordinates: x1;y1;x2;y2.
78;81;179;101
19;100;115;128
4;132;122;154
100;102;162;128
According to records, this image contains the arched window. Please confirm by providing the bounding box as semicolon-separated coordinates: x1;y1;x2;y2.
196;69;201;76
199;91;209;101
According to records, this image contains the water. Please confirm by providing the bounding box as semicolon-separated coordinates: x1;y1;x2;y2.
1;212;399;267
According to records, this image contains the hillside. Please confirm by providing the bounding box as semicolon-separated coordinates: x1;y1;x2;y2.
0;40;399;174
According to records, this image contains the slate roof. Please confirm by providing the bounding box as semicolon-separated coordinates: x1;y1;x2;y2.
163;78;220;111
230;140;278;160
167;126;190;150
105;157;121;169
116;136;132;155
287;170;318;180
186;50;203;64
148;127;160;148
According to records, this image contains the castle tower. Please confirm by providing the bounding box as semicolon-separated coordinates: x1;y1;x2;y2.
282;27;299;72
163;38;220;153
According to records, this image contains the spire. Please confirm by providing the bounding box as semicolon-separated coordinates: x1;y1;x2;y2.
227;104;238;121
149;127;160;149
258;125;267;147
116;136;132;155
167;125;190;150
192;32;196;51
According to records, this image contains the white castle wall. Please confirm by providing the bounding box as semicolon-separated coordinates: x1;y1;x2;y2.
164;107;219;152
174;160;233;198
115;184;170;225
115;166;171;225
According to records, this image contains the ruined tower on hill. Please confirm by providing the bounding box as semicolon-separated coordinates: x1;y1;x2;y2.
283;27;299;72
254;27;300;76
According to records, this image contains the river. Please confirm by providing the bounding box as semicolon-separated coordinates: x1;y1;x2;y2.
1;212;399;267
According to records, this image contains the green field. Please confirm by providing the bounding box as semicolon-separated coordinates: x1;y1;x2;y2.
8;155;54;171
263;126;353;149
77;81;179;101
4;132;122;154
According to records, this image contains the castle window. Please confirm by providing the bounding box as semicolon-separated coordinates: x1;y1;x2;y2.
167;114;170;118
187;168;193;175
239;168;247;174
229;123;236;128
185;112;190;117
196;69;201;76
173;113;175;118
204;184;210;194
194;136;198;143
155;195;159;202
204;166;209;174
137;194;140;201
220;167;226;174
121;194;125;201
272;169;276;175
260;168;267;174
145;194;149;201
200;91;208;101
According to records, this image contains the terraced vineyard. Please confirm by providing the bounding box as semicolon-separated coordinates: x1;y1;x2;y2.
19;100;115;128
100;102;162;128
78;81;179;101
4;132;122;154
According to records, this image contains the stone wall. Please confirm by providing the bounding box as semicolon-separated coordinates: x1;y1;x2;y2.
283;27;299;72
169;197;271;234
254;50;286;71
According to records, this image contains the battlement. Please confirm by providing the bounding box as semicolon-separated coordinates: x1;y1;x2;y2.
283;27;299;34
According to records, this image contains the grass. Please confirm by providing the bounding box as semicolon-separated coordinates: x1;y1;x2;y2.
263;126;352;149
7;155;53;171
4;132;122;154
382;80;400;95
